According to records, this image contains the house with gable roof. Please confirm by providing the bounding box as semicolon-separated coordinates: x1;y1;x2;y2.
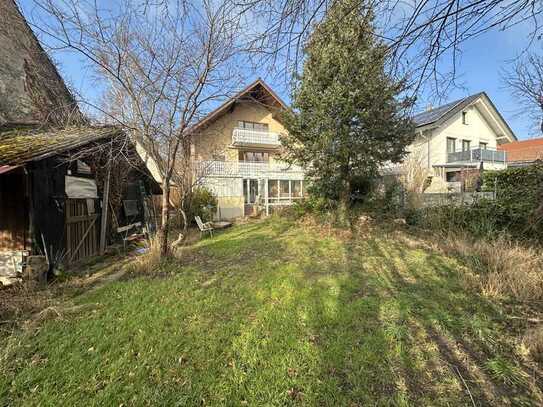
189;79;306;219
408;92;516;190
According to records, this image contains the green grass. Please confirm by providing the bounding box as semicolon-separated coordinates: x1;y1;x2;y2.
1;218;541;405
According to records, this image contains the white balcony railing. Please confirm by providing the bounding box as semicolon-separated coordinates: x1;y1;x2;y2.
195;160;304;180
447;147;506;164
232;128;281;147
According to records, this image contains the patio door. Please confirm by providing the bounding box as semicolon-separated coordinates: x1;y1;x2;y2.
243;178;259;216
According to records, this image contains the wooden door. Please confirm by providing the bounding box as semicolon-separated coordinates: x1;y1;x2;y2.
65;199;99;263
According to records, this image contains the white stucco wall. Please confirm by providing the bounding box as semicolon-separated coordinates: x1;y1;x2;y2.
409;102;507;172
430;104;499;165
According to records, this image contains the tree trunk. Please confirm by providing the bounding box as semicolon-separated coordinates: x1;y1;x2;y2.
179;207;188;234
338;178;351;227
159;176;171;256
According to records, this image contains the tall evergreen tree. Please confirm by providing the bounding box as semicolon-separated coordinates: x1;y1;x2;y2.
282;0;415;217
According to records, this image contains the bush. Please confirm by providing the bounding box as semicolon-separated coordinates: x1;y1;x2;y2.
404;162;543;242
186;187;217;223
288;195;333;219
405;200;503;239
481;162;543;240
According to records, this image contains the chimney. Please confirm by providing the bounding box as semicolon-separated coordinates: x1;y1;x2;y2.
426;104;433;112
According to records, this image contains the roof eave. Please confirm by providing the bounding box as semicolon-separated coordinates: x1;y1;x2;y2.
187;78;288;135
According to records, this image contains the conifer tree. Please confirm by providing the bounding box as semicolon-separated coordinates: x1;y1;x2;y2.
282;0;415;219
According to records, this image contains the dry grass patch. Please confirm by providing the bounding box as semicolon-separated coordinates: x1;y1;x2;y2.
394;229;543;303
523;326;543;364
438;234;543;302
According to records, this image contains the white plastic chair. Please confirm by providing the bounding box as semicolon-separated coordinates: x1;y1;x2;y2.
195;216;214;237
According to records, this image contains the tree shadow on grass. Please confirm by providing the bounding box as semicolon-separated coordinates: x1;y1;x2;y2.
365;237;542;405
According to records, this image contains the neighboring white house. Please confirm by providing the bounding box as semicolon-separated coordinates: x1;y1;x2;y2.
405;92;517;191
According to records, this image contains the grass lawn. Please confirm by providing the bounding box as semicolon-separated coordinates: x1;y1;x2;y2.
1;218;541;405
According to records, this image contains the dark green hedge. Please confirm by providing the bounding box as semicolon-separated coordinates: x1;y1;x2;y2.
483;161;543;217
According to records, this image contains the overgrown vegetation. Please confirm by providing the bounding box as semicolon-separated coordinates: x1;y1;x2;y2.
404;162;543;242
2;219;542;405
482;162;543;240
185;187;218;223
294;158;543;307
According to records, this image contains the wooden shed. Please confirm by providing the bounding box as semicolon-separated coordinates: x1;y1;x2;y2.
0;125;160;284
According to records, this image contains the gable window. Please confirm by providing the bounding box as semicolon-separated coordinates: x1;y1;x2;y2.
479;142;488;150
237;121;269;132
239;151;269;162
446;137;456;153
462;111;468;125
462;140;471;151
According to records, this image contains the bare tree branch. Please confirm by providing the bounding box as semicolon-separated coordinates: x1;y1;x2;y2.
26;0;247;255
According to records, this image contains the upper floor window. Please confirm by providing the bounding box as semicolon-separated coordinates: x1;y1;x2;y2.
238;121;269;132
447;137;456;153
462;140;471;151
462;111;468;125
239;151;269;162
479;142;488;150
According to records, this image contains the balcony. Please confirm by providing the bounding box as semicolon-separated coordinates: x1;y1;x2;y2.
447;147;506;164
231;128;281;147
195;160;304;180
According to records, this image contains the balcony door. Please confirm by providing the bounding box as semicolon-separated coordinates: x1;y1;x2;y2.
243;178;259;216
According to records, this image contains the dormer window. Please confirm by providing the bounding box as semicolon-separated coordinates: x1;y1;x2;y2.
462;111;468;125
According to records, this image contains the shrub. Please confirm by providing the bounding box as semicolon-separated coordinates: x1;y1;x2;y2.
405;162;543;242
407;197;542;243
406;200;502;238
186;187;217;223
357;175;405;218
482;162;543;240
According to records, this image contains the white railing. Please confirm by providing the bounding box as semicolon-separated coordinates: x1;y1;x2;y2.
195;160;304;179
447;147;506;164
232;128;281;147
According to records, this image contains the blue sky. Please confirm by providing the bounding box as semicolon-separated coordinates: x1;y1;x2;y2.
21;0;541;140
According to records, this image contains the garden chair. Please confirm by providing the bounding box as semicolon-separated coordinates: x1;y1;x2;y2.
195;216;214;237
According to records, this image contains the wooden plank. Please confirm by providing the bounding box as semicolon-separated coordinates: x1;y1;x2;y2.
65;199;99;264
68;219;96;262
99;162;111;255
66;214;99;224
